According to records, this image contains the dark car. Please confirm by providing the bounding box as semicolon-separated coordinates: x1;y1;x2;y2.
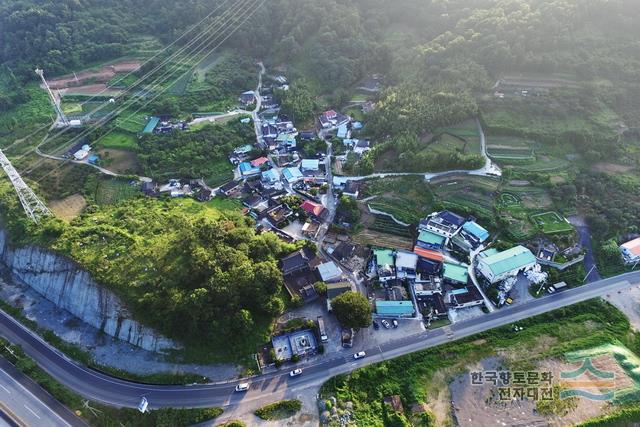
372;320;380;330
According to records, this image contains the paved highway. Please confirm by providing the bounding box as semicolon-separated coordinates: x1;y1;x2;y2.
0;272;638;410
0;357;85;427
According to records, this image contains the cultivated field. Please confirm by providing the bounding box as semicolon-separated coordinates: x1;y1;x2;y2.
94;179;140;206
50;194;87;221
531;211;574;234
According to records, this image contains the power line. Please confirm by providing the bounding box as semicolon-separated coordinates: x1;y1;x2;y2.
30;0;265;185
18;0;252;173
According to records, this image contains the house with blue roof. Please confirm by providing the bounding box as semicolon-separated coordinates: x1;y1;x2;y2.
463;221;489;242
261;168;280;184
239;161;261;177
282;167;303;183
337;123;349;139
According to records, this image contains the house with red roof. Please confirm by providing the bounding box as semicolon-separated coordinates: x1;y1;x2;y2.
300;200;326;219
250;157;269;167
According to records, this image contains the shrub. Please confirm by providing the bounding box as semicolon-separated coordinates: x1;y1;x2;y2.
254;399;302;420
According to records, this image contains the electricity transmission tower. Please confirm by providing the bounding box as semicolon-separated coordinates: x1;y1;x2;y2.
35;68;69;127
0;149;51;223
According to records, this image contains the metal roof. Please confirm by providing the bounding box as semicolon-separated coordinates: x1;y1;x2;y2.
443;263;469;284
418;230;445;246
374;249;394;267
462;221;489;242
375;300;415;315
317;262;342;281
480;246;536;276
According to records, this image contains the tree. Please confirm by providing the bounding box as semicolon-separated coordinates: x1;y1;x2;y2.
331;291;372;329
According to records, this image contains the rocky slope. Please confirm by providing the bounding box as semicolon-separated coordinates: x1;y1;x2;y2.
0;229;177;352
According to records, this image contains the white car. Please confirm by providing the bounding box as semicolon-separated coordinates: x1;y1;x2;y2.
381;319;391;329
235;383;249;392
289;368;303;377
353;351;366;359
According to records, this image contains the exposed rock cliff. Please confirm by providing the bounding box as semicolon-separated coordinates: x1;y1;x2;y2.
0;230;177;352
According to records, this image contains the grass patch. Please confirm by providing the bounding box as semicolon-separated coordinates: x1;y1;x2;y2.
530;211;574;234
254;399;302;421
115;111;148;133
97;131;138;151
360;176;434;224
92;178;141;206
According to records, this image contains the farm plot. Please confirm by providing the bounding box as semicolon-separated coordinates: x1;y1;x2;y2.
368;215;413;238
97;132;138;151
115;111;148;133
434;176;499;220
360;176;434;224
94;179;140;206
428;133;466;155
434;119;482;154
495;192;534;239
530;211;573;234
486;136;535;160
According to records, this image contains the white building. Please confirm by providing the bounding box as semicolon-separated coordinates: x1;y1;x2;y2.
476;246;537;284
395;250;418;279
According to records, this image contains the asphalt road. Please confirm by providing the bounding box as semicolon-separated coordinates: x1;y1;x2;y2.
0;357;86;427
0;271;639;410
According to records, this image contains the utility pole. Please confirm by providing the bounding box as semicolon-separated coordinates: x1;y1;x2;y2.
35;68;69;127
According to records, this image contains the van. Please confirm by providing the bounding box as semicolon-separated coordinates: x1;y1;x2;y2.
235;383;249;392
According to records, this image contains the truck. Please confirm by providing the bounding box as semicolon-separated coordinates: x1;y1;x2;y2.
548;281;568;293
317;316;328;342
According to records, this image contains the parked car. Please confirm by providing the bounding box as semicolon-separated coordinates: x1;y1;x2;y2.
235;383;249;392
392;319;398;328
372;320;380;330
353;351;366;359
381;319;391;329
289;369;303;377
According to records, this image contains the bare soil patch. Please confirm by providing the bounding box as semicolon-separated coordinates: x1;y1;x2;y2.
50;194;87;221
605;287;640;331
97;148;139;174
591;162;634;173
352;229;413;250
48;60;141;89
58;84;122;97
550;175;566;184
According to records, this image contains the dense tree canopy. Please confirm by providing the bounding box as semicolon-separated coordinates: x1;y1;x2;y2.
331;291;372;329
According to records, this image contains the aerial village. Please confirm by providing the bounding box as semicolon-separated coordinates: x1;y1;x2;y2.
119;70;640;370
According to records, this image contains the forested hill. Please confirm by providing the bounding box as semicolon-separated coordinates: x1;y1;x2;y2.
0;0;224;81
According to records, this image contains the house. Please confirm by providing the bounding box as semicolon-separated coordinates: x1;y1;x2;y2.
300;200;326;219
251;157;269;168
319;110;338;128
420;210;466;238
282;167;304;183
299;130;316;140
462;221;490;243
239;161;261;177
416;293;448;318
301;159;320;171
271;329;317;361
242;194;264;209
301;220;321;239
374;248;395;282
239;90;255;105
395;251;418;279
337;123;349;139
413;276;442;296
416;230;445;251
448;286;484;309
416;257;442;276
141;181;157;195
234;144;254;156
196;188;213;202
276;133;297;150
218;180;243;197
413;246;445;263
375;300;415;318
342;180;361;198
353;139;371;155
332;242;356;262
280;247;315;276
620;237;640;264
143;116;160;134
316;261;342;283
442;263;469;287
261;168;280;185
477;245;537;284
264;204;292;227
326;282;353;311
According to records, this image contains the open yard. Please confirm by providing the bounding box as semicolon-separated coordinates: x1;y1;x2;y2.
531;211;574;234
49;194;87;221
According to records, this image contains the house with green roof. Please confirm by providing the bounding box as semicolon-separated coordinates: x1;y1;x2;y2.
443;263;469;286
375;300;415;317
416;230;445;250
374;248;395;282
477;245;536;284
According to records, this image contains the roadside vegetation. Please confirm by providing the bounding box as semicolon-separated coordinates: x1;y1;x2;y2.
321;299;639;426
254;399;302;421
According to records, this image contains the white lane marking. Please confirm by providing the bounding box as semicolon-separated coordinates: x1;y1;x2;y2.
0;383;10;393
23;404;41;419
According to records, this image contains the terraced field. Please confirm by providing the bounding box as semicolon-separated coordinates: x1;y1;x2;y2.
433;176;499;220
486;136;535;160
